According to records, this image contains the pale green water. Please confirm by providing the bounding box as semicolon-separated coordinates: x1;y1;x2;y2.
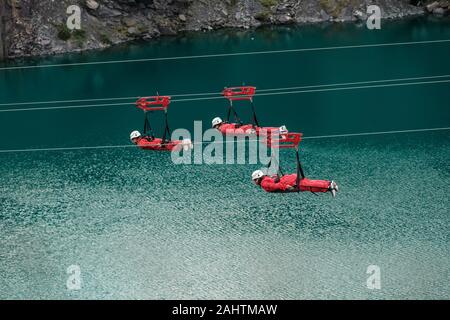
0;17;449;299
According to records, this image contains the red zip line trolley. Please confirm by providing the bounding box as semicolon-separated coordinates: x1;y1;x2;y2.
222;86;259;127
265;132;303;149
212;86;288;137
132;95;190;151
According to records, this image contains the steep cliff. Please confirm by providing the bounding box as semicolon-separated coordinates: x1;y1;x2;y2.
0;0;446;59
0;0;10;59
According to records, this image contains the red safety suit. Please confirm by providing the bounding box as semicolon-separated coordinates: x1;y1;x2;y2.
216;123;256;135
216;123;284;136
135;137;181;151
260;174;331;193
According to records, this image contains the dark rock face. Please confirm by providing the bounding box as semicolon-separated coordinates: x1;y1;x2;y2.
0;0;10;60
0;0;438;59
0;16;4;60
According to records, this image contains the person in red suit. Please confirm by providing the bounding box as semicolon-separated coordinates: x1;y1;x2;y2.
251;170;339;197
130;130;191;151
212;117;287;136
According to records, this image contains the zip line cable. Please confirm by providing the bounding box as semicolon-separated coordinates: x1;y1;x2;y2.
251;79;450;99
0;127;448;154
0;95;139;107
0;77;449;113
0;90;220;107
0;101;134;113
255;74;450;93
0;40;447;153
0;39;449;71
302;127;450;139
171;79;450;103
1;74;449;107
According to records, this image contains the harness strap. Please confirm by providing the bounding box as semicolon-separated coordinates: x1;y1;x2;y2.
161;111;171;144
143;111;155;139
295;147;305;192
250;99;260;127
267;153;284;178
226;101;242;125
233;108;242;125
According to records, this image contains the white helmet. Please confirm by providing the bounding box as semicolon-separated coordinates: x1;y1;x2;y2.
182;138;193;151
212;117;223;127
279;125;288;134
252;170;265;181
130;130;141;141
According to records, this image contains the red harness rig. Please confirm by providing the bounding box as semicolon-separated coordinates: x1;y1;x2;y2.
266;132;306;191
218;86;286;136
262;132;334;194
222;86;259;127
134;96;185;151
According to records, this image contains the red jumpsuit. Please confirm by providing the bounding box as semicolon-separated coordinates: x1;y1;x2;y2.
260;174;331;193
217;123;256;135
216;123;283;136
136;137;181;151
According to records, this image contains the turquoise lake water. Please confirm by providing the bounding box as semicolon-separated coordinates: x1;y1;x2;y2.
0;17;449;299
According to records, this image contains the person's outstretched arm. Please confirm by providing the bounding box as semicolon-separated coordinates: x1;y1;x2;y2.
260;177;288;192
